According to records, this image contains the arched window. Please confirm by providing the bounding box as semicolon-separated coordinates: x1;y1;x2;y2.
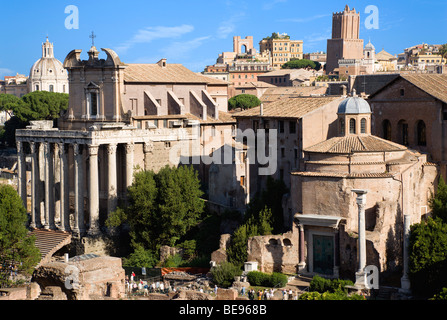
361;118;367;134
339;118;345;135
349;119;356;134
49;85;54;92
417;120;427;146
382;120;391;141
398;120;409;146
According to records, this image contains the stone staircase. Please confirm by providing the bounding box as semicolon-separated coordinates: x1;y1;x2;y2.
30;229;72;266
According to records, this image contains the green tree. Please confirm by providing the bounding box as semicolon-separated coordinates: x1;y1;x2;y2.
106;165;205;254
13;91;69;123
409;217;447;297
210;262;242;288
227;206;273;267
228;94;261;111
0;185;41;287
439;44;447;59
0;94;20;117
245;177;288;234
429;176;447;223
282;59;321;71
0;91;69;146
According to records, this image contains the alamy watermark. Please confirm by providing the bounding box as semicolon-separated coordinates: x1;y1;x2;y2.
65;5;79;30
169;124;278;176
364;5;379;30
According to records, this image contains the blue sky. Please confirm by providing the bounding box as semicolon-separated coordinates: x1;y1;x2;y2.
0;0;446;78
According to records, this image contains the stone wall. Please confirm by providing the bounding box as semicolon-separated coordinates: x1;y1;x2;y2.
31;256;125;300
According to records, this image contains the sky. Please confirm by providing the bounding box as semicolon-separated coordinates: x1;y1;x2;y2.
0;0;446;79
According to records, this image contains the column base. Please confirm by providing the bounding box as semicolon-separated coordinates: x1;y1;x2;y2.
354;270;367;289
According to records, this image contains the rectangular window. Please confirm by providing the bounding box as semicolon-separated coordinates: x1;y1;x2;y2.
289;121;296;134
90;92;98;116
279;120;284;133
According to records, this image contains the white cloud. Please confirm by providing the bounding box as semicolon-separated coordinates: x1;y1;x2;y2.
115;24;195;53
262;0;287;10
161;36;212;60
216;12;245;39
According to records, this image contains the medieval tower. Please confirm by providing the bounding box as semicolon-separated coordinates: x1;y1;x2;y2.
326;5;364;75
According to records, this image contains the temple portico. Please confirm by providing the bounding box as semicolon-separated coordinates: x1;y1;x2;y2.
16;121;196;237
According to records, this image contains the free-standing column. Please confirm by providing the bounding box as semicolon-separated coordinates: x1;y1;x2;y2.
16;141;27;209
298;224;306;272
107;143;118;214
88;145;100;235
58;143;70;232
73;144;85;235
400;215;411;293
353;189;368;288
29;142;40;229
125;143;134;189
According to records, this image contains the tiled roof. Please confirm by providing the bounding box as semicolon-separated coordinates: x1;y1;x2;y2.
233;96;343;119
375;50;397;61
124;63;212;84
304;134;407;153
260;86;329;102
185;111;236;124
400;74;447;104
292;171;394;179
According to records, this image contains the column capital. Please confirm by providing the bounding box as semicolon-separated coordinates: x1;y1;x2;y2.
58;142;66;157
88;144;100;156
107;143;118;155
29;141;36;152
16;140;23;152
73;143;82;156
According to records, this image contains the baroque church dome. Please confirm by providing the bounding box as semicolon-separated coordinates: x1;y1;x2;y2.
29;38;68;93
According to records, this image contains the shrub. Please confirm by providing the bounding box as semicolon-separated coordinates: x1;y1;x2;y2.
211;262;242;288
309;275;354;293
247;271;288;288
431;288;447;300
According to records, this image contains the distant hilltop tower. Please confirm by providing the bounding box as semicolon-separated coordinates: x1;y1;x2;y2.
326;5;364;75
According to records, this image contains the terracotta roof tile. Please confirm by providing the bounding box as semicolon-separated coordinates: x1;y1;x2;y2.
233;96;343;119
400;74;447;104
124;63;211;83
304;135;407;153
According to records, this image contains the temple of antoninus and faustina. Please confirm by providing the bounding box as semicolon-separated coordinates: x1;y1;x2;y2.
15;44;234;240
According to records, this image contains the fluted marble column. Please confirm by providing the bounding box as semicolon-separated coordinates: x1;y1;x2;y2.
125;143;134;189
29;142;40;229
73;144;85;235
88;145;100;235
58;143;70;232
107;143;118;214
16;141;27;209
44;142;56;229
